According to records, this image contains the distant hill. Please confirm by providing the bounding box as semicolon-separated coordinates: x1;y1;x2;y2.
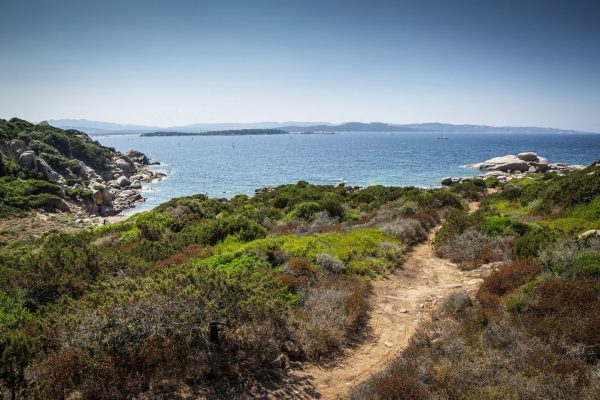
48;119;593;135
141;129;289;137
280;122;429;133
399;123;583;134
171;121;331;132
282;122;587;134
50;120;330;135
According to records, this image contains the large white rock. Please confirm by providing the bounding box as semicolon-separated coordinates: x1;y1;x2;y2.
476;155;522;170
579;230;600;239
483;171;508;177
495;162;530;172
517;152;539;162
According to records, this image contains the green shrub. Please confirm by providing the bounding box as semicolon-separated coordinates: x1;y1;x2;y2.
480;215;529;236
186;215;267;245
498;184;522;201
484;177;500;188
0;292;30;333
434;209;476;247
272;195;290;209
571;251;600;277
541;168;600;208
418;189;463;209
319;192;345;219
513;229;556;259
289;201;321;221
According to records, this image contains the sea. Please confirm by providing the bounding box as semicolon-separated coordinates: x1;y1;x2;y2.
93;131;600;215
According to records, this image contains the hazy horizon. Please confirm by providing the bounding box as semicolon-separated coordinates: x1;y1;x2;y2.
42;118;596;134
1;0;599;131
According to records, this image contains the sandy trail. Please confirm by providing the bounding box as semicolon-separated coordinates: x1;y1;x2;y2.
286;200;485;400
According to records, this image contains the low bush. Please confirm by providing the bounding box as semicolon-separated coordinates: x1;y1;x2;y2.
279;257;317;291
537;239;582;275
436;228;513;270
479;259;541;297
433;291;473;320
480;215;529;236
293;276;370;360
417;189;463;209
433;209;476;247
381;218;426;246
289;201;321;221
512;229;556;259
319;192;345;219
315;253;346;273
411;207;440;229
570;251;600;277
450;180;485;201
513;278;600;358
309;211;341;233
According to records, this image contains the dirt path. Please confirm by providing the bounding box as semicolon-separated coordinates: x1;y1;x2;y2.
289;200;486;399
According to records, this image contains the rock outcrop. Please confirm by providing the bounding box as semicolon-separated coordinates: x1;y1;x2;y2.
442;152;586;185
471;153;548;172
125;150;150;165
8;139;27;162
1;138;163;216
0;119;167;218
84;153;164;215
37;158;64;183
18;151;37;169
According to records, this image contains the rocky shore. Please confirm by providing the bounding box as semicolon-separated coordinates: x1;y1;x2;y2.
84;148;165;217
0;129;165;218
441;152;585;185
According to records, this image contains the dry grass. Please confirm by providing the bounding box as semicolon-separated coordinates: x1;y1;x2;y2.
479;259;541;296
381;218;427;246
153;243;212;270
293;276;370;360
349;275;600;400
436;228;513;270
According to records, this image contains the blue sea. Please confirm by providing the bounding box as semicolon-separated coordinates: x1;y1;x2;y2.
94;132;600;214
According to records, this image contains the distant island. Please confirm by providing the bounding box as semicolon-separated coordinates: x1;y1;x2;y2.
141;129;289;137
140;129;339;137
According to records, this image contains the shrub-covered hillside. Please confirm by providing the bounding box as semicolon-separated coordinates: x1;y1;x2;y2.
0;118;157;218
350;162;600;400
0;181;466;399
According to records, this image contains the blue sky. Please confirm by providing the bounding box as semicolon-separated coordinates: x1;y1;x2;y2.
1;0;599;131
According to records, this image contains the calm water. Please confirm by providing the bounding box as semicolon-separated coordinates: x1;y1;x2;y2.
95;132;600;214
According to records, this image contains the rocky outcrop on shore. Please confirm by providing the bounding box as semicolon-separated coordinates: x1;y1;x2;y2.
441;152;585;185
85;149;165;216
0;132;165;217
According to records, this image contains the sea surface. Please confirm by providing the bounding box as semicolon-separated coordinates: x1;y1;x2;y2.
94;132;600;214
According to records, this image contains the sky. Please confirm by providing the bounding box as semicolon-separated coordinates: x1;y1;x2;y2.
1;0;599;131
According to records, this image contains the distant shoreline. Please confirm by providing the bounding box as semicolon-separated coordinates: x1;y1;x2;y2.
140;129;339;137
